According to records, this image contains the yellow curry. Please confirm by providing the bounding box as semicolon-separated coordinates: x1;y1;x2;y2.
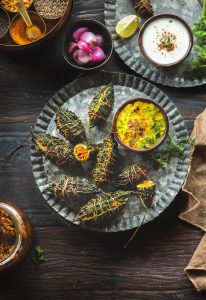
116;100;167;149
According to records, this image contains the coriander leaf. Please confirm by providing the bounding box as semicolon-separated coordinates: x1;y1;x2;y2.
151;133;189;169
32;245;45;264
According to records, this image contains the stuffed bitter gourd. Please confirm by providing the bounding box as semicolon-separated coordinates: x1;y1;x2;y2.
92;135;118;186
114;164;148;187
33;133;76;166
47;176;101;200
88;83;114;128
55;108;86;143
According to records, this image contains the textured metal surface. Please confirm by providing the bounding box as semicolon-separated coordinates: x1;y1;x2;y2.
104;0;206;87
31;71;190;232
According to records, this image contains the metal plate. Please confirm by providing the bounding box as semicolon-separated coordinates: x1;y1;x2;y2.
104;0;206;87
31;71;190;232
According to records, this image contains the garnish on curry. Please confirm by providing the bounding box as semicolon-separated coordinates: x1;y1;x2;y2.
116;100;167;149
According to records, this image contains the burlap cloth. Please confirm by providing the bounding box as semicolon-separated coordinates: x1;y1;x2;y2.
179;108;206;292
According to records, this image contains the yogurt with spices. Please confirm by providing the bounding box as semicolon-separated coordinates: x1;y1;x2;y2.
140;16;193;66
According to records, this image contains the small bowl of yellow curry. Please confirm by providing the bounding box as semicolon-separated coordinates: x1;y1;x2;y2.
113;98;169;153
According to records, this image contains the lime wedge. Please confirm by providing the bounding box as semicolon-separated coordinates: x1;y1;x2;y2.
116;15;139;38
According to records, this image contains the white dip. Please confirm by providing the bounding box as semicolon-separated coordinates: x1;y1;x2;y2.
141;17;191;65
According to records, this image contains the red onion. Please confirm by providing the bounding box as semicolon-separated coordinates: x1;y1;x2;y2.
69;42;78;54
71;27;107;66
78;49;90;65
90;47;106;64
80;31;97;46
73;27;89;42
73;49;79;64
78;40;91;53
96;34;104;47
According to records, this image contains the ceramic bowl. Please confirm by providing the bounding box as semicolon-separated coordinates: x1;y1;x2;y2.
112;98;169;153
61;19;113;71
138;14;193;68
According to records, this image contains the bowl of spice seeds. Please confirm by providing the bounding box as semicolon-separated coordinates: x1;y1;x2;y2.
34;0;70;19
0;7;10;40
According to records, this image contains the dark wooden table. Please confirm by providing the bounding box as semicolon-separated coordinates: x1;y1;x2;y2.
1;1;206;299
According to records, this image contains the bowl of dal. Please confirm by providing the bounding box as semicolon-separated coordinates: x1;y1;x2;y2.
112;98;169;153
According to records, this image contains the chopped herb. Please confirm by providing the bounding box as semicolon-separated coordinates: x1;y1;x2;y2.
158;31;176;51
32;246;45;264
169;19;173;23
151;133;192;169
142;137;156;149
152;119;165;139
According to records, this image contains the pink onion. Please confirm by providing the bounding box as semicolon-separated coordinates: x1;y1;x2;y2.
73;27;89;42
77;40;91;53
90;47;106;64
69;41;78;54
78;49;90;65
80;31;97;46
96;34;104;47
73;49;79;63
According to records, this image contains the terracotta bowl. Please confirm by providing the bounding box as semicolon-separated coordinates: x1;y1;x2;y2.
112;98;169;153
138;14;193;68
61;19;113;71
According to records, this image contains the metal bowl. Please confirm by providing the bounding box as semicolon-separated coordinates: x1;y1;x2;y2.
0;0;73;54
9;10;46;45
61;19;113;71
112;98;169;153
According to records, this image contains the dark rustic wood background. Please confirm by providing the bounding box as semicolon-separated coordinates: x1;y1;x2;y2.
0;1;206;299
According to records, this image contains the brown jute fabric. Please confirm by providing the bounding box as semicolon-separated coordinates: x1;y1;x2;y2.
179;108;206;292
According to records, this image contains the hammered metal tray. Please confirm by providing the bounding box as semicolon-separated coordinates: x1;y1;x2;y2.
31;71;190;232
104;0;206;87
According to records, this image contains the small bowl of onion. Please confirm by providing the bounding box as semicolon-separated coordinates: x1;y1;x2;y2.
61;19;113;70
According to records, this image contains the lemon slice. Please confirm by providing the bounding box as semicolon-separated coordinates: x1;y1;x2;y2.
116;15;139;38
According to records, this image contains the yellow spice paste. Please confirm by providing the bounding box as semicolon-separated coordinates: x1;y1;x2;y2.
116;101;166;149
0;0;32;13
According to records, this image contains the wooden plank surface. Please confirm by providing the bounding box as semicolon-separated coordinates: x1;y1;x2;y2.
0;0;206;299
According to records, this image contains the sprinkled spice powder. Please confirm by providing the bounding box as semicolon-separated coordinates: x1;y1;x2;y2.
0;209;16;261
34;0;69;19
0;8;9;38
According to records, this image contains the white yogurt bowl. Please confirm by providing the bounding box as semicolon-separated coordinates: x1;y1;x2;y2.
138;14;193;68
